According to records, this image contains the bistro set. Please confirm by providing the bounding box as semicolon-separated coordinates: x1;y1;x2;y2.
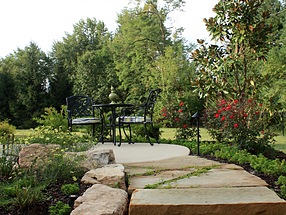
66;88;161;147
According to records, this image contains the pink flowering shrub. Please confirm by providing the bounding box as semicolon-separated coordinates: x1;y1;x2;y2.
204;98;275;154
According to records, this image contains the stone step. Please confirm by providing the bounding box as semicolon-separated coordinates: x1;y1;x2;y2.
129;187;286;215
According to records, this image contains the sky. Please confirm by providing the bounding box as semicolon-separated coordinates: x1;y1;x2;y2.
0;0;218;58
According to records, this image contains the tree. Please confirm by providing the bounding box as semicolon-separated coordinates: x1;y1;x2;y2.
0;56;16;121
261;16;286;131
12;42;51;127
192;0;279;101
51;18;116;103
113;0;185;103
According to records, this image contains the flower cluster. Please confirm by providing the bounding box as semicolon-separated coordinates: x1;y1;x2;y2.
161;101;196;140
204;98;275;154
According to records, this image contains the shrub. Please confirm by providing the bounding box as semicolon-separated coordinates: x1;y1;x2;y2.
16;126;95;152
49;201;71;215
204;97;276;154
0;120;16;144
161;100;198;140
33;106;68;131
61;183;80;196
131;124;161;140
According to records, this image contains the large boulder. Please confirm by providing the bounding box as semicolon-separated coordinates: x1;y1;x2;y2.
81;164;127;191
66;147;116;171
71;184;128;215
18;144;61;169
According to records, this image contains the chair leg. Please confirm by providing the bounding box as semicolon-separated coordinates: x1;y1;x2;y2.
118;122;122;147
144;123;154;146
128;125;133;144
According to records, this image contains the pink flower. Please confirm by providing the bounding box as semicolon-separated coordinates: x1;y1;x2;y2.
229;115;234;119
179;102;184;107
221;116;226;121
178;109;183;113
221;99;226;104
234;123;239;128
174;118;179;122
215;113;220;118
233;100;238;104
183;124;187;129
162;113;167;117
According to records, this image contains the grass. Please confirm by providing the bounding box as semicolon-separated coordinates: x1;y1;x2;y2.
14;127;286;152
160;127;214;141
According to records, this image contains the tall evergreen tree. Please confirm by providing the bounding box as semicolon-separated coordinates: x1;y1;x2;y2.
12;42;51;127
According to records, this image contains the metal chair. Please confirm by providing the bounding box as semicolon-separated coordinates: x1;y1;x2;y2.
118;89;161;146
66;95;104;140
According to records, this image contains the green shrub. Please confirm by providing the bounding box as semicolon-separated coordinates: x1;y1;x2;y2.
131;124;162;140
37;151;85;184
49;201;71;215
0;120;16;144
61;183;80;195
16;126;95;152
33;106;68;131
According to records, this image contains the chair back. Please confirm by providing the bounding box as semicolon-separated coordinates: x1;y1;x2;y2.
66;95;94;118
143;89;161;117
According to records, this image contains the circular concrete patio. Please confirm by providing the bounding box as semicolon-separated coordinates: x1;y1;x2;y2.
95;142;190;164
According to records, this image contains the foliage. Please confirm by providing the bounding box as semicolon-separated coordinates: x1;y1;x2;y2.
61;183;80;196
261;21;286;130
16;126;95;152
0;59;16;121
1;175;47;211
11;42;52;128
49;201;71;215
0;141;85;212
33;105;68;131
175;140;286;176
160;92;203;140
0;120;16;144
130;124;162;140
52;18;116;104
37;151;85;185
192;0;276;100
204;97;276;154
113;0;186;104
0;150;19;181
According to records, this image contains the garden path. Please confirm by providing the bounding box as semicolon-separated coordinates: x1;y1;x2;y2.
96;142;286;215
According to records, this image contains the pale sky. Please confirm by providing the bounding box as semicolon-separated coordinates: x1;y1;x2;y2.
0;0;218;58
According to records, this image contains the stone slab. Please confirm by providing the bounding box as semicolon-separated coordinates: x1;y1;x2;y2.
129;187;286;215
164;168;268;188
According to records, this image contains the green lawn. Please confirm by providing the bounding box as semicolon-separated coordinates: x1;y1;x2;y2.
15;127;286;152
160;127;214;141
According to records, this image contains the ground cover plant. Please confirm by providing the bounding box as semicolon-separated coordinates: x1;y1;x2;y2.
165;140;286;199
